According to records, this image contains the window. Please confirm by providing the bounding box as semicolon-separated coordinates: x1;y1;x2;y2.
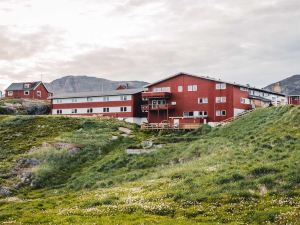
8;91;13;96
171;101;176;105
216;110;226;116
216;97;226;103
87;108;93;113
120;107;127;112
153;87;171;92
188;85;197;92
24;83;30;88
199;111;208;117
24;91;30;95
178;86;183;92
120;95;127;101
37;91;41;97
103;107;109;113
71;109;77;114
103;96;110;102
240;87;248;92
72;98;77;103
216;83;226;90
198;97;208;104
56;99;62;103
56;110;62;114
241;98;250;104
183;112;194;118
87;97;93;102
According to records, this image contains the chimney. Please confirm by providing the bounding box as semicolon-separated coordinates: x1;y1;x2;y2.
272;82;282;93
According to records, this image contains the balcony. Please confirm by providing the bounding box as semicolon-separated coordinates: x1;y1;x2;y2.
142;92;171;99
141;104;176;112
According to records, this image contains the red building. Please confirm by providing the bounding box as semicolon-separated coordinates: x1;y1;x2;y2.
288;95;300;105
51;89;146;124
141;73;286;127
5;81;52;100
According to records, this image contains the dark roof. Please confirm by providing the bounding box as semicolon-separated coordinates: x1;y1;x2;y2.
288;90;300;96
6;81;42;91
145;72;286;96
51;88;143;99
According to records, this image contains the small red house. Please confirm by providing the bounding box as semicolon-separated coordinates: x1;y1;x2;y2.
5;81;52;100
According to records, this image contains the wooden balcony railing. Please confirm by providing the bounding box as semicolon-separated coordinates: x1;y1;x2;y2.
141;104;176;112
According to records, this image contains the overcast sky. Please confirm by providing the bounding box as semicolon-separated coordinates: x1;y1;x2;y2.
0;0;299;91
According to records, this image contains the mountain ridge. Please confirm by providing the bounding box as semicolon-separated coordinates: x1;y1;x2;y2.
264;74;300;95
45;75;149;94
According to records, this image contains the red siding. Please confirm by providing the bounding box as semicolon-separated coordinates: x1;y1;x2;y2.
144;74;252;124
288;96;300;105
5;83;51;100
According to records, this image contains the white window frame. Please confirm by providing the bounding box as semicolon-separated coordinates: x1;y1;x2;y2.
183;111;194;118
198;97;208;104
57;109;62;114
216;110;226;116
103;107;110;113
216;96;226;103
37;91;41;97
72;98;77;103
24;91;30;95
178;86;183;92
71;109;78;114
56;99;62;103
121;107;127;112
188;85;197;92
240;87;248;92
120;95;128;101
199;111;208;117
153;87;171;92
8;91;13;96
241;98;250;104
103;96;110;102
216;83;226;90
87;97;93;102
87;108;93;113
24;83;30;89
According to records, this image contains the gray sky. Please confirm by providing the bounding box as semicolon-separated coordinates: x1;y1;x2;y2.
0;0;300;90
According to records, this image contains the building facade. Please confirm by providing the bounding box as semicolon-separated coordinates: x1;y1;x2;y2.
141;73;287;126
51;89;147;124
5;82;52;100
288;95;300;105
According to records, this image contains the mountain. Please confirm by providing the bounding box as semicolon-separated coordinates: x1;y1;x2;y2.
46;75;149;94
0;106;299;224
264;74;300;95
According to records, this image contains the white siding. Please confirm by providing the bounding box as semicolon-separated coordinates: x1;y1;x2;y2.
53;95;132;104
52;106;132;115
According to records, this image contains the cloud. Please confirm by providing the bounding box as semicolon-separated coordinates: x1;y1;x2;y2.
0;26;63;61
0;0;299;91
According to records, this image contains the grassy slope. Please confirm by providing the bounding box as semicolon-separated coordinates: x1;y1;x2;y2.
0;106;299;224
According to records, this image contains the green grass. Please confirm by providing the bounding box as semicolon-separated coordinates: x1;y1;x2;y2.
0;106;299;224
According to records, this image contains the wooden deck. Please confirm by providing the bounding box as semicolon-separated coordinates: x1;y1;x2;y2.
141;123;202;130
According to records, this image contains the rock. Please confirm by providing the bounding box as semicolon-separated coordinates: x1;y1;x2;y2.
126;149;156;155
111;136;119;141
119;127;132;135
141;141;153;149
0;186;12;197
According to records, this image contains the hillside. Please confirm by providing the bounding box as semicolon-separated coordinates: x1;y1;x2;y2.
0;98;50;115
46;75;148;94
0;106;299;224
264;75;300;95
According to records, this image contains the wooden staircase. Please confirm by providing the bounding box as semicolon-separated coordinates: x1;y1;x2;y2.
216;109;256;127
